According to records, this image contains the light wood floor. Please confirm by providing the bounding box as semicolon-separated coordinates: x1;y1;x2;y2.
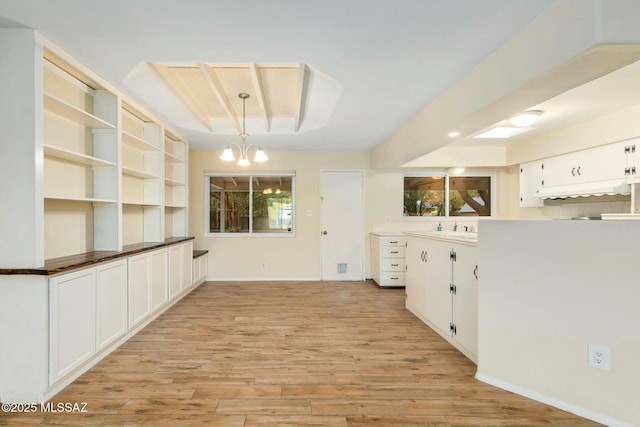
1;281;601;427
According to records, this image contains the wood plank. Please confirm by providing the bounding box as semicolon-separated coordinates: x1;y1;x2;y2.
4;281;602;426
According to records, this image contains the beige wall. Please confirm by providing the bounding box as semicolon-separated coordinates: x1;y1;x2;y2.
190;150;394;280
478;220;640;426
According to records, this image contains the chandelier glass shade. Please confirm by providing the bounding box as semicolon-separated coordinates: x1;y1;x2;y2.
220;93;268;166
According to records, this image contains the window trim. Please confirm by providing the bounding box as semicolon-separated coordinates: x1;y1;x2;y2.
403;171;496;220
204;171;296;237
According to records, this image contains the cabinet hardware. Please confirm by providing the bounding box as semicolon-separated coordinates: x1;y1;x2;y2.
449;284;457;294
450;323;457;336
633;145;637;153
541;179;544;186
390;240;398;244
625;167;631;176
520;167;523;173
473;265;478;280
577;166;581;176
449;250;456;262
633;167;637;175
625;145;631;154
571;167;576;176
391;263;399;267
390;277;398;280
390;251;399;254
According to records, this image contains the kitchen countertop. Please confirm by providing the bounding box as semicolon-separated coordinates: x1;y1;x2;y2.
0;236;195;276
404;230;478;245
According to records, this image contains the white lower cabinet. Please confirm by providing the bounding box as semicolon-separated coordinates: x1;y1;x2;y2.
168;244;182;299
128;252;152;329
95;259;128;351
405;236;428;315
193;252;208;286
405;234;478;362
451;244;478;359
5;239;195;401
49;268;96;384
168;241;194;299
371;233;406;287
150;248;168;311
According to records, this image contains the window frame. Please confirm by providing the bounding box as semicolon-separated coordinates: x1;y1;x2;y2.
403;171;496;220
204;171;296;237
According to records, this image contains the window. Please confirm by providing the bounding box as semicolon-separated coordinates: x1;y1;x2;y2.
206;173;294;236
404;173;494;218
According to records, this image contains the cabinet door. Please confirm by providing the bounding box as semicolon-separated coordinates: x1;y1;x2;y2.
168;244;182;299
519;161;543;207
452;244;478;360
423;239;453;337
150;248;168;312
128;252;151;328
50;268;96;384
405;237;426;316
181;241;193;290
370;234;381;284
576;141;627;183
96;259;128;351
541;153;575;188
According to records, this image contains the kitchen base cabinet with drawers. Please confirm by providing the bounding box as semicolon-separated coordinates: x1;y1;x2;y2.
370;232;406;287
0;238;196;404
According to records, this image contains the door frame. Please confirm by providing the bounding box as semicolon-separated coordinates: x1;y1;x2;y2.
319;169;365;281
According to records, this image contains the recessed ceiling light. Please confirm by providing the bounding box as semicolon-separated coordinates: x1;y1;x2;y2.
473;127;533;139
448;131;461;138
510;110;543;127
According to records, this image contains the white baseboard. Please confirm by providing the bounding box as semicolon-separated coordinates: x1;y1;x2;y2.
475;372;635;427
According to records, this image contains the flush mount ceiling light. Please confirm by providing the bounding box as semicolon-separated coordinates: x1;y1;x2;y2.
446;167;466;175
510;110;543;127
448;130;461;138
220;93;268;166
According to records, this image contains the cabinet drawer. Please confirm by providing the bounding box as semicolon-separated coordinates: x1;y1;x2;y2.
380;271;405;286
381;246;405;258
382;258;405;271
380;236;405;247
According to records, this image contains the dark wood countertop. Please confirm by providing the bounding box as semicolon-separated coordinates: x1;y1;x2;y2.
0;237;195;276
193;250;209;259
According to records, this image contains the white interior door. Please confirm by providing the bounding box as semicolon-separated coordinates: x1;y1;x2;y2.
320;170;364;280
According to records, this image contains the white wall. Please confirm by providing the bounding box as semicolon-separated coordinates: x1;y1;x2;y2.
477;220;640;427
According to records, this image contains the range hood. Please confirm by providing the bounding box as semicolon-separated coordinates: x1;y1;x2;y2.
537;179;631;199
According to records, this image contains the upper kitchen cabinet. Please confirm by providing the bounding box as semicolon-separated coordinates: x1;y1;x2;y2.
519;160;543;207
0;29;189;268
539;141;628;197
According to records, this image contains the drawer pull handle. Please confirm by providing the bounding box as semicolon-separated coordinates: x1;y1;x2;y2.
390;251;399;254
391;263;399;267
390;277;398;280
389;240;398;244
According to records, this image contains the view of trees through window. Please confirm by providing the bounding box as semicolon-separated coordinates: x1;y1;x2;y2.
404;175;492;217
207;174;294;234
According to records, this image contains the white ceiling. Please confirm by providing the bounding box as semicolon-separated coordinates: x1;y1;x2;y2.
0;0;559;152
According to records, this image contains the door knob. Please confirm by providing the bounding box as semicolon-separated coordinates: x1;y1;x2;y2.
322;230;328;235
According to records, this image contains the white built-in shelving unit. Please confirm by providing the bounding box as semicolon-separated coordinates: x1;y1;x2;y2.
0;30;189;268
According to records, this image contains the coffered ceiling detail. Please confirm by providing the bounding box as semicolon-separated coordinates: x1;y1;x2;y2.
140;61;336;136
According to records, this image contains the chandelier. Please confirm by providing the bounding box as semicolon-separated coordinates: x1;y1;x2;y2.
220;93;268;166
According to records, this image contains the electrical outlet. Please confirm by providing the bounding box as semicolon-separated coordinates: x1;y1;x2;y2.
588;344;611;370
